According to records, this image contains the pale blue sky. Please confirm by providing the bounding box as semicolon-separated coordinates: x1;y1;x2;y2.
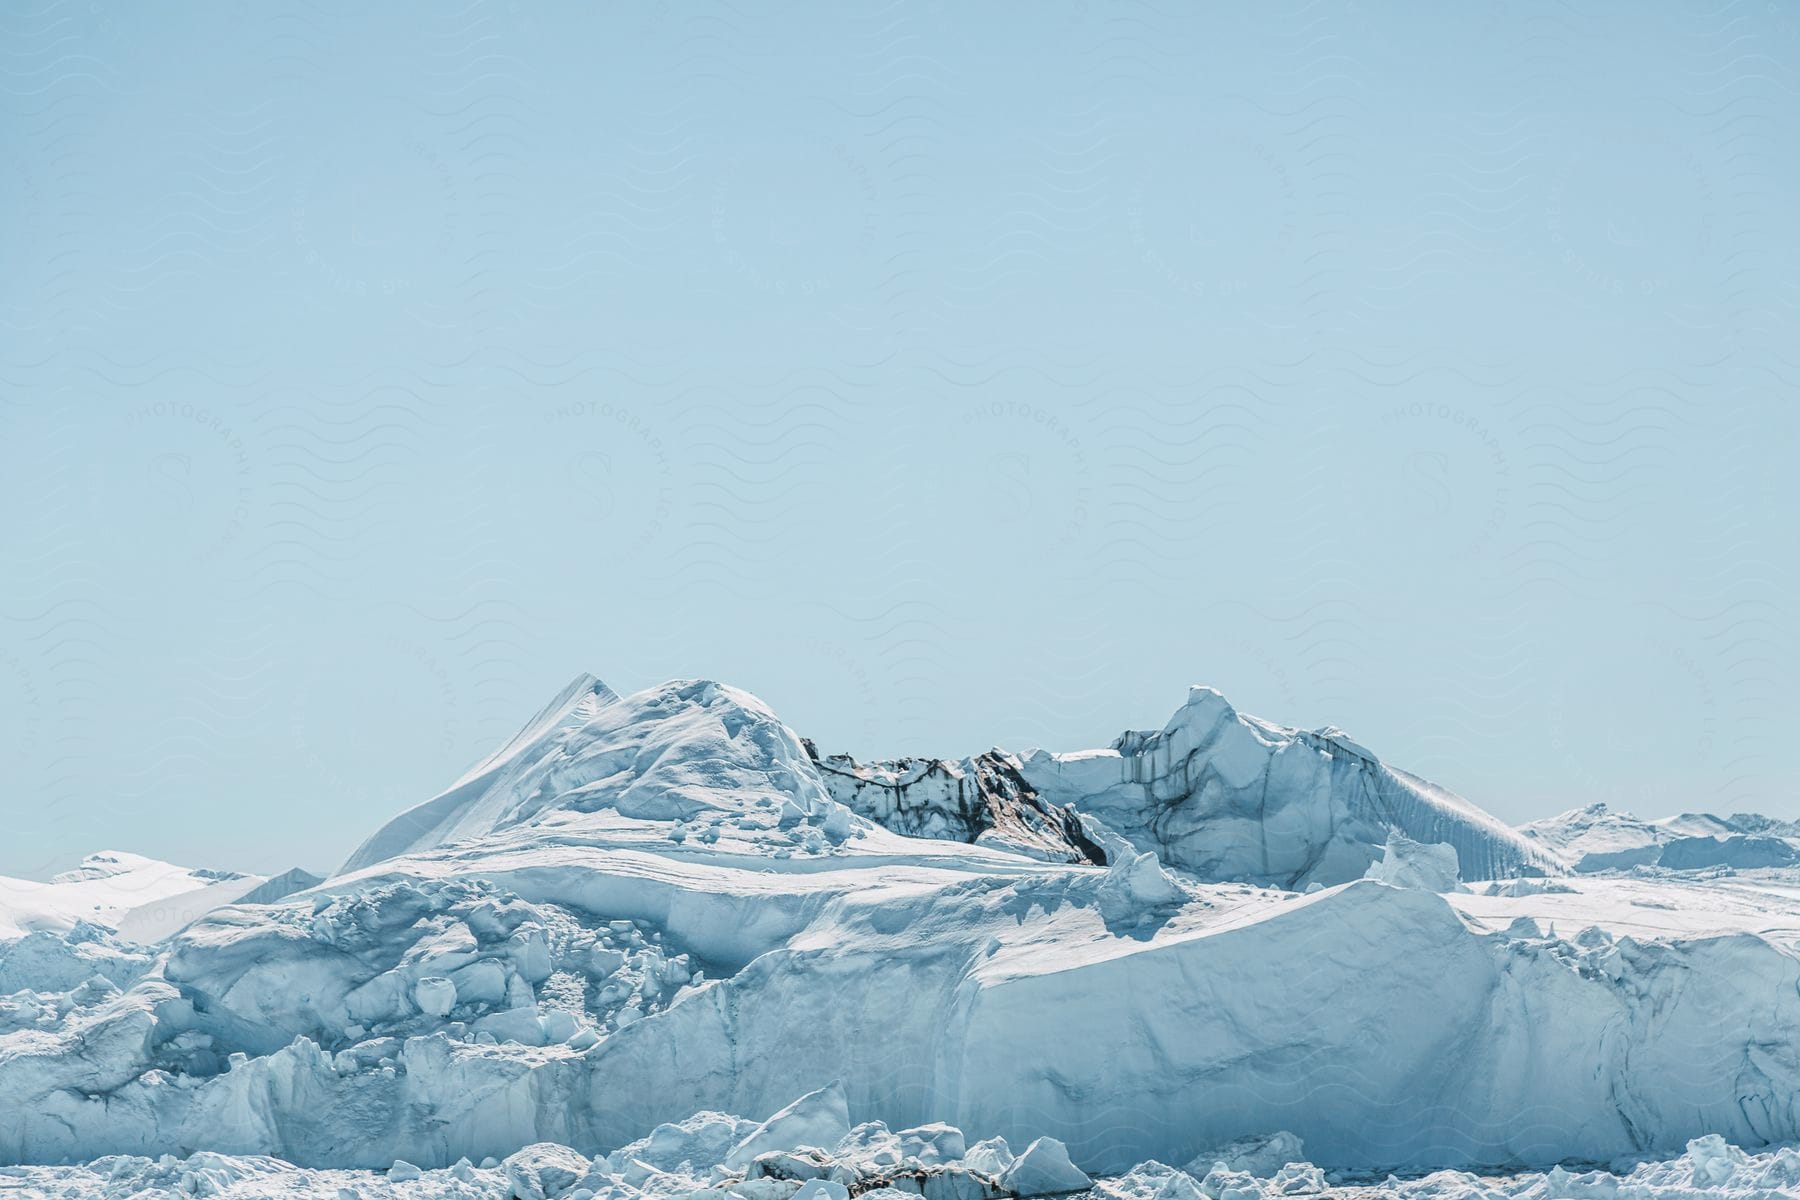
2;2;1796;876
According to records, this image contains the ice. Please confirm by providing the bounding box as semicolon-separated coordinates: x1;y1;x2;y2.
1000;1138;1093;1196
504;1142;593;1199
1361;833;1466;893
900;1124;969;1166
412;975;456;1017
964;1139;1016;1178
3;1101;1800;1199
1017;687;1558;888
0;851;294;941
1182;1132;1306;1179
725;1083;852;1169
1096;851;1189;923
1658;835;1798;870
9;672;1800;1181
338;676;854;875
0;921;151;994
816;686;1555;889
1518;802;1800;874
810;747;1103;864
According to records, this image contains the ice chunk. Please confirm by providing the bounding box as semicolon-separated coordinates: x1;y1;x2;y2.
1685;1134;1745;1187
472;1005;549;1046
898;1122;966;1165
963;1137;1015;1178
540;1007;579;1044
1097;851;1187;921
504;1142;593;1200
449;958;508;1005
413;975;456;1017
1660;834;1799;871
1183;1131;1306;1179
1268;1161;1325;1194
1093;1161;1207;1200
725;1083;852;1169
750;1149;831;1181
999;1137;1092;1196
1362;832;1466;893
509;924;554;984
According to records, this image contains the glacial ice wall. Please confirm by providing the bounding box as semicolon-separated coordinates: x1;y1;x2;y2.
5;860;1798;1173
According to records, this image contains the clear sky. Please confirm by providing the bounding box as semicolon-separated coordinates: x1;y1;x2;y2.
2;2;1796;877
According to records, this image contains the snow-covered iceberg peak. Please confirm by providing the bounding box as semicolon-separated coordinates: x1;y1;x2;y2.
369;672;1562;890
1017;684;1561;888
341;675;846;874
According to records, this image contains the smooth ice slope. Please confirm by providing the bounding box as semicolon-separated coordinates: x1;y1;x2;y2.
341;673;623;873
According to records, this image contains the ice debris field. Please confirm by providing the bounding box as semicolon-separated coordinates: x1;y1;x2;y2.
5;674;1800;1199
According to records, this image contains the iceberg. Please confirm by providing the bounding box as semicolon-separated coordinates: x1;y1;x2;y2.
3;672;1799;1188
1520;802;1800;873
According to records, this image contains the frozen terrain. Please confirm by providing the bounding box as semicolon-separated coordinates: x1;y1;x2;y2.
0;851;317;943
1520;802;1800;872
4;672;1800;1200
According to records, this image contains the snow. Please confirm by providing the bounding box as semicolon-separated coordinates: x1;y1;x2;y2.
0;851;251;939
8;671;1800;1188
0;851;321;944
1518;803;1800;873
1017;687;1558;888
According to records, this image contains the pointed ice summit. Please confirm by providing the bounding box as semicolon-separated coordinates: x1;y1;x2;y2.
341;674;860;875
